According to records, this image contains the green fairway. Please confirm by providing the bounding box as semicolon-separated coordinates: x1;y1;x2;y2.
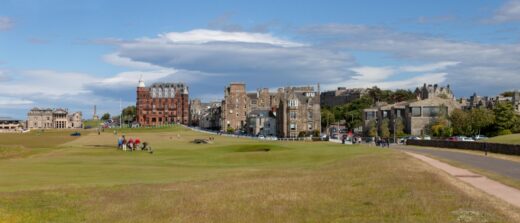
0;126;517;222
485;134;520;145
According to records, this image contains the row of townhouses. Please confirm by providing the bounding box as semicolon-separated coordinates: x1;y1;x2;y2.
189;82;321;138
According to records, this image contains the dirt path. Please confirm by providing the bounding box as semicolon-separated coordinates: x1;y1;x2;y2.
403;151;520;209
397;146;520;180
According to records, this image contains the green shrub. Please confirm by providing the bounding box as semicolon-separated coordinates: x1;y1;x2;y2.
497;129;512;136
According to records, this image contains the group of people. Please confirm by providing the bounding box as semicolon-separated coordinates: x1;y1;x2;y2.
375;137;391;148
117;135;141;151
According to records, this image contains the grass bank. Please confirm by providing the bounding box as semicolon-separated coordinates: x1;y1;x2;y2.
0;127;517;222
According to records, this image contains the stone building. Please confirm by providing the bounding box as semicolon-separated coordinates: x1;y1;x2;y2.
199;102;222;130
27;108;82;129
189;99;203;126
248;88;279;111
320;87;367;108
246;109;277;136
221;83;250;132
460;90;520;114
363;84;461;136
136;79;189;126
414;83;454;100
0;117;23;133
277;86;321;138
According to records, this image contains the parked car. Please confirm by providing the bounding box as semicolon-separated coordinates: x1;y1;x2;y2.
450;136;475;142
447;136;458;141
473;135;488;141
400;136;421;143
422;135;432;140
460;137;475;142
70;132;81;136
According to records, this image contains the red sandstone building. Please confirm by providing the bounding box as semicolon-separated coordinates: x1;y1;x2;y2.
136;79;189;126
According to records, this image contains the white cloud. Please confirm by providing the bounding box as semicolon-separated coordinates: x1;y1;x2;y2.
0;17;13;31
108;29;356;92
302;24;520;96
102;53;166;70
0;70;10;81
350;66;395;82
1;70;95;98
489;0;520;23
323;72;447;91
399;61;460;73
0;96;33;106
159;29;305;47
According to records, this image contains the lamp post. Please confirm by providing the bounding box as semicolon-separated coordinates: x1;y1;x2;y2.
393;110;397;145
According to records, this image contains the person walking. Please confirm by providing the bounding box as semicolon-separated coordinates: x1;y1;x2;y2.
122;136;127;151
117;137;123;149
135;138;141;149
128;138;134;151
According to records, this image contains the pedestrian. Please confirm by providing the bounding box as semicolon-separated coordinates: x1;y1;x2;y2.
122;136;127;151
117;137;123;149
386;138;390;148
135;138;141;149
128;138;134;151
484;143;488;156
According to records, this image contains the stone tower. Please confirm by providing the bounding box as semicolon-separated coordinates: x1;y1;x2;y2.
92;105;99;120
221;83;249;132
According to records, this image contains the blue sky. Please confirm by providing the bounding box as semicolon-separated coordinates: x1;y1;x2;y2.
1;0;520;119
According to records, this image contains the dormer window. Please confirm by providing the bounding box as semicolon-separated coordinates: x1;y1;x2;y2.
289;99;299;108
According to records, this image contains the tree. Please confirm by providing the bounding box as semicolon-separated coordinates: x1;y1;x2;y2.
512;115;520;133
380;118;390;138
122;106;137;124
493;102;517;132
343;96;373;130
430;117;452;137
450;109;472;136
366;120;377;137
500;91;515;97
394;117;405;137
101;113;111;121
391;89;416;103
469;108;495;135
321;108;335;129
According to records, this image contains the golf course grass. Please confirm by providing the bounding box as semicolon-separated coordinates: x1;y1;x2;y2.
485;134;520;145
0;126;517;222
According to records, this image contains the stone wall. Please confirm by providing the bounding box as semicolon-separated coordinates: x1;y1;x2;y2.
406;139;520;155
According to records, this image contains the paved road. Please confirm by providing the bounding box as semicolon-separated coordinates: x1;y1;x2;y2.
396;146;520;181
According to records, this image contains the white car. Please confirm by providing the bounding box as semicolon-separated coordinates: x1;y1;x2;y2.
458;136;475;142
473;135;488;141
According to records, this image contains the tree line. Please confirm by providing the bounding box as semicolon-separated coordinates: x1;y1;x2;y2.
321;86;416;132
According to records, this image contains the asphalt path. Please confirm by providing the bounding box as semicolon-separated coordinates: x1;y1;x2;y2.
396;145;520;181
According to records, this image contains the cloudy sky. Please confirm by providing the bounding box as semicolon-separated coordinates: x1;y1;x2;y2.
1;0;520;119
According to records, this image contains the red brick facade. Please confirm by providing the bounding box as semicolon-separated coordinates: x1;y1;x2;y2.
136;82;189;126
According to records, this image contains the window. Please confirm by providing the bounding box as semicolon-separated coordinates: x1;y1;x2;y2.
308;123;313;130
366;111;376;120
290;111;297;119
411;107;421;117
308;111;313;120
289;99;299;108
423;106;444;117
290;123;297;130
